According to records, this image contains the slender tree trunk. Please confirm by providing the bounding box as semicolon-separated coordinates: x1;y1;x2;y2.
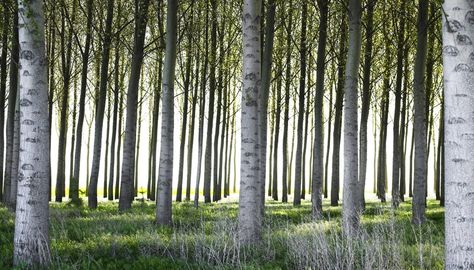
177;26;193;202
331;20;347;206
272;58;282;201
119;0;150;211
0;1;9;201
186;52;199;201
399;46;410;202
239;0;262;244
156;0;178;225
69;78;77;198
13;0;51;265
203;0;218;203
442;0;474;266
71;0;93;204
194;1;209;207
4;5;18;206
56;0;77;202
88;0;115;208
342;0;362;236
412;0;428;225
134;79;144;198
312;0;329;217
257;0;276;213
294;0;307;206
281;0;292;203
358;0;375;210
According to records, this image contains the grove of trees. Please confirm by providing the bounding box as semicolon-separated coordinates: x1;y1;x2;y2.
0;0;470;268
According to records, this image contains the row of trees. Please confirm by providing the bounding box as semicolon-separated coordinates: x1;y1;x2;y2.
4;0;470;267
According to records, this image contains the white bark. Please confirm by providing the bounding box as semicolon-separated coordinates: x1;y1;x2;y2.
238;0;262;244
342;0;362;236
156;0;178;226
442;0;474;268
13;0;51;266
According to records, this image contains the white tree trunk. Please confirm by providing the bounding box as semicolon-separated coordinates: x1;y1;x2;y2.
238;0;262;244
13;0;51;266
442;0;474;267
342;0;362;236
156;0;178;226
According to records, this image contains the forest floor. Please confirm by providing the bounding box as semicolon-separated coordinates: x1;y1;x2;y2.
0;198;444;269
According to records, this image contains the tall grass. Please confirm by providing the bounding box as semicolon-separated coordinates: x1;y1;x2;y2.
0;200;444;269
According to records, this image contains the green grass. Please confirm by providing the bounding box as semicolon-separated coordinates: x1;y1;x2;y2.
0;199;444;269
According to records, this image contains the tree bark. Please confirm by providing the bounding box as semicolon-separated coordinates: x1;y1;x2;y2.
156;0;178;225
13;0;51;265
342;0;362;236
412;0;428;225
88;0;115;209
119;0;150;211
281;0;293;203
312;0;329;218
442;0;474;266
358;0;375;210
331;19;347;206
239;0;262;244
294;0;307;206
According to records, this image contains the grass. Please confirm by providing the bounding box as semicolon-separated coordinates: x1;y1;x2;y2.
0;198;444;269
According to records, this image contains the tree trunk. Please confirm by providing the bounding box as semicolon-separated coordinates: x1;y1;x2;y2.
88;0;115;208
442;0;474;266
156;0;178;225
13;0;51;265
119;0;150;211
294;0;307;206
412;0;428;225
282;0;293;203
71;0;93;204
0;0;9;201
186;51;199;201
56;0;77;202
177;19;193;202
311;0;329;218
194;1;209;207
4;5;18;206
239;0;262;244
331;19;347;206
358;0;375;210
203;0;218;204
342;0;362;236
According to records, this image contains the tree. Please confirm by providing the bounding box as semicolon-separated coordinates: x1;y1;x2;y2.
119;0;150;211
412;0;428;225
358;0;375;210
88;0;115;209
342;0;362;236
442;0;474;267
0;0;9;201
293;0;307;206
13;0;51;265
238;0;262;244
312;0;329;218
156;0;178;226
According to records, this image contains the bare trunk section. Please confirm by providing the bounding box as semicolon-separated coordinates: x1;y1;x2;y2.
156;0;178;225
239;0;262;244
442;0;474;266
294;0;307;206
342;0;362;236
119;0;150;211
13;0;51;265
312;0;329;218
358;0;375;210
88;0;115;209
412;0;428;225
